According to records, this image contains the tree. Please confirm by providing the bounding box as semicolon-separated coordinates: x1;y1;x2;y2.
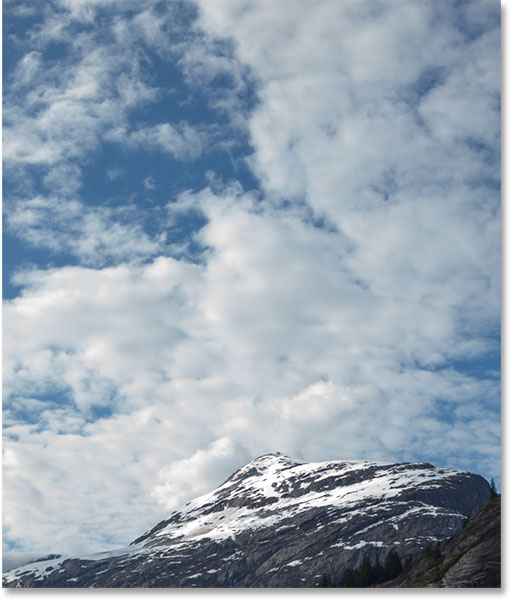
372;550;383;584
317;572;336;587
359;553;373;587
340;567;357;588
339;549;406;588
383;548;403;580
426;542;442;562
490;478;499;497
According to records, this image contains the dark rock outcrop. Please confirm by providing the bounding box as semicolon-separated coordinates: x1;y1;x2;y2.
380;495;500;588
3;453;492;588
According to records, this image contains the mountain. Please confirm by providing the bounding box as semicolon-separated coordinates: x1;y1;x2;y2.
379;495;500;588
2;452;491;588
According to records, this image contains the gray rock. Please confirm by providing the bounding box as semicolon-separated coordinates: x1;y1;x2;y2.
3;453;491;588
380;495;500;588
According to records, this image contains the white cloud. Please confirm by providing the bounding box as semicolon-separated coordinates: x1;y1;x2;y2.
418;27;499;147
3;0;500;560
193;0;500;363
9;51;43;88
106;121;210;161
152;437;251;510
56;0;118;22
3;185;500;552
144;176;157;190
195;0;499;212
3;407;174;556
5;195;164;266
106;167;123;181
3;0;246;262
3;41;153;167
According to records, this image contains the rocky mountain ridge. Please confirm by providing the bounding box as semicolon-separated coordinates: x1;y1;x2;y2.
2;452;491;587
380;495;500;588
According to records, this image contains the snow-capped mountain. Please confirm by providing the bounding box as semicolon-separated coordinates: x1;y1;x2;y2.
3;453;491;588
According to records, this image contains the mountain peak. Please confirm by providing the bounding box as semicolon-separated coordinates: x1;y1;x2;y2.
3;457;492;588
219;452;303;487
249;451;304;469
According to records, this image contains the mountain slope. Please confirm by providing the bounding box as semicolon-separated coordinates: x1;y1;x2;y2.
2;453;491;588
380;495;500;588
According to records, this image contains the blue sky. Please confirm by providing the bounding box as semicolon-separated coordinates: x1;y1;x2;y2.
2;0;501;564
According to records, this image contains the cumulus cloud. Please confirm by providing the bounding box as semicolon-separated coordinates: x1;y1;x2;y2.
196;0;499;209
5;195;164;266
3;0;500;561
3;185;499;553
2;0;243;261
106;121;210;161
152;437;252;510
3;42;157;167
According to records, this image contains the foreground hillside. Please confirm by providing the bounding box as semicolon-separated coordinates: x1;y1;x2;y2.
380;495;500;588
3;453;491;588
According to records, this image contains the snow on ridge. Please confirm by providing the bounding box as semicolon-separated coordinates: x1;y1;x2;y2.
3;556;70;582
4;458;469;582
2;543;155;579
250;452;305;467
150;460;466;544
167;457;464;528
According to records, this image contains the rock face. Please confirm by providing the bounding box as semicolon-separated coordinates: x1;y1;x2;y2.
2;452;491;588
381;495;501;588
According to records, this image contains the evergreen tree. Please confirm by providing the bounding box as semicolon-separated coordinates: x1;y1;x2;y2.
373;550;383;584
359;553;373;586
339;549;408;588
340;567;357;588
490;478;498;497
317;572;335;587
383;548;403;580
432;542;442;561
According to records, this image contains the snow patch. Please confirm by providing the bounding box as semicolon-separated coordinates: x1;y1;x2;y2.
286;560;302;567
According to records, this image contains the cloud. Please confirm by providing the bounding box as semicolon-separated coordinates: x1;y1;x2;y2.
3;3;166;263
5;195;164;266
3;552;54;573
195;0;499;211
3;0;500;560
3;40;157;167
194;0;500;360
106;167;123;181
152;437;252;510
106;121;210;161
3;0;253;265
3;407;176;556
144;176;157;190
3;184;500;552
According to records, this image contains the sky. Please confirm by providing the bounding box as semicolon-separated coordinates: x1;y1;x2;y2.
2;0;501;568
